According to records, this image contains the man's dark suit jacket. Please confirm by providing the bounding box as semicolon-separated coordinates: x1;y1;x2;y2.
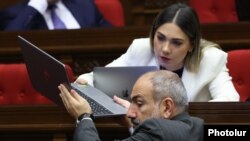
73;112;204;141
0;0;112;30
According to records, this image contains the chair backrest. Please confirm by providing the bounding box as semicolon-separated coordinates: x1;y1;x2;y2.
95;0;125;27
227;50;250;102
0;63;74;105
189;0;238;23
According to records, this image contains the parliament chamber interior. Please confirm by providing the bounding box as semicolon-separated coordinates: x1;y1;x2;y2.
0;0;250;141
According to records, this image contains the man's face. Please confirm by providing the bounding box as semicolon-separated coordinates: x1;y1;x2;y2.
126;76;161;128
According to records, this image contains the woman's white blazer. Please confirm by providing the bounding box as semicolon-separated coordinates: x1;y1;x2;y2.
78;38;239;102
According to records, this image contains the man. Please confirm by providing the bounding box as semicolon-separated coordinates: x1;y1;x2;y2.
0;0;112;30
58;70;204;141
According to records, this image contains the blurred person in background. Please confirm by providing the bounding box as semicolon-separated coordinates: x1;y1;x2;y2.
0;0;112;30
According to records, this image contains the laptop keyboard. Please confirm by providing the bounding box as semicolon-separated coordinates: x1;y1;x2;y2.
73;88;113;115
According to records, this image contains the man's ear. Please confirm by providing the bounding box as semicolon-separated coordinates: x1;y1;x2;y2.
160;97;174;119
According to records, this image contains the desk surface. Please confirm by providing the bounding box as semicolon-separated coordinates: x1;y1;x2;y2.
1;102;249;129
0;105;129;141
189;102;250;125
0;102;250;141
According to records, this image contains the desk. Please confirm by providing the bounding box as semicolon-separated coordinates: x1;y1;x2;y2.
0;105;129;141
0;23;250;76
189;102;250;125
0;102;250;141
0;27;148;76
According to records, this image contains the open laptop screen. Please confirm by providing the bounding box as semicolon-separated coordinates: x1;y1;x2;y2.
93;66;158;100
18;35;127;117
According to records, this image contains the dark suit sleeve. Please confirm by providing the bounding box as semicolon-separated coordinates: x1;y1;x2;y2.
64;0;112;28
123;117;204;141
0;2;48;31
86;0;112;27
73;119;101;141
73;119;161;141
121;119;166;141
73;116;203;141
93;5;112;27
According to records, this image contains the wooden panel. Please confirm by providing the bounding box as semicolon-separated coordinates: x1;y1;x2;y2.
0;102;249;141
0;23;250;76
188;102;250;125
0;27;150;76
0;105;129;141
0;0;23;9
121;0;189;26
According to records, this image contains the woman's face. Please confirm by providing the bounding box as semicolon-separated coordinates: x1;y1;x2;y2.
153;23;192;71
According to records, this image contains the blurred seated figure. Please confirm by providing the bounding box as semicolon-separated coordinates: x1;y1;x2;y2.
0;0;112;30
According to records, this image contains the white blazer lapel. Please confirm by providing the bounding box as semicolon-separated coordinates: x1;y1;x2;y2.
182;47;227;101
182;68;197;101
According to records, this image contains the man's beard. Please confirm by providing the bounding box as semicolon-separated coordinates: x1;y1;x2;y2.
131;118;140;128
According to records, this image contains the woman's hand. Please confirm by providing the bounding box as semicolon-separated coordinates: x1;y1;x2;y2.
75;78;88;85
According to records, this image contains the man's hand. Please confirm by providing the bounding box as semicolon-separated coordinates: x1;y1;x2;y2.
113;95;130;109
58;84;92;119
113;95;132;128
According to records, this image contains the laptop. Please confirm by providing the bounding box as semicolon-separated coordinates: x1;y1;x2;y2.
93;66;158;100
17;35;127;118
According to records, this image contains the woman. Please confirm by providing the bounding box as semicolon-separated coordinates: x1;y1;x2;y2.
77;3;239;102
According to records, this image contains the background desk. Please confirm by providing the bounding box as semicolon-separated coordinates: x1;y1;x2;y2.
189;102;250;125
0;105;129;141
1;23;250;76
0;102;249;141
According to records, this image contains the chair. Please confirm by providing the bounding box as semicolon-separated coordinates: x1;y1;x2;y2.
95;0;125;26
227;50;250;102
0;63;74;105
189;0;238;23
